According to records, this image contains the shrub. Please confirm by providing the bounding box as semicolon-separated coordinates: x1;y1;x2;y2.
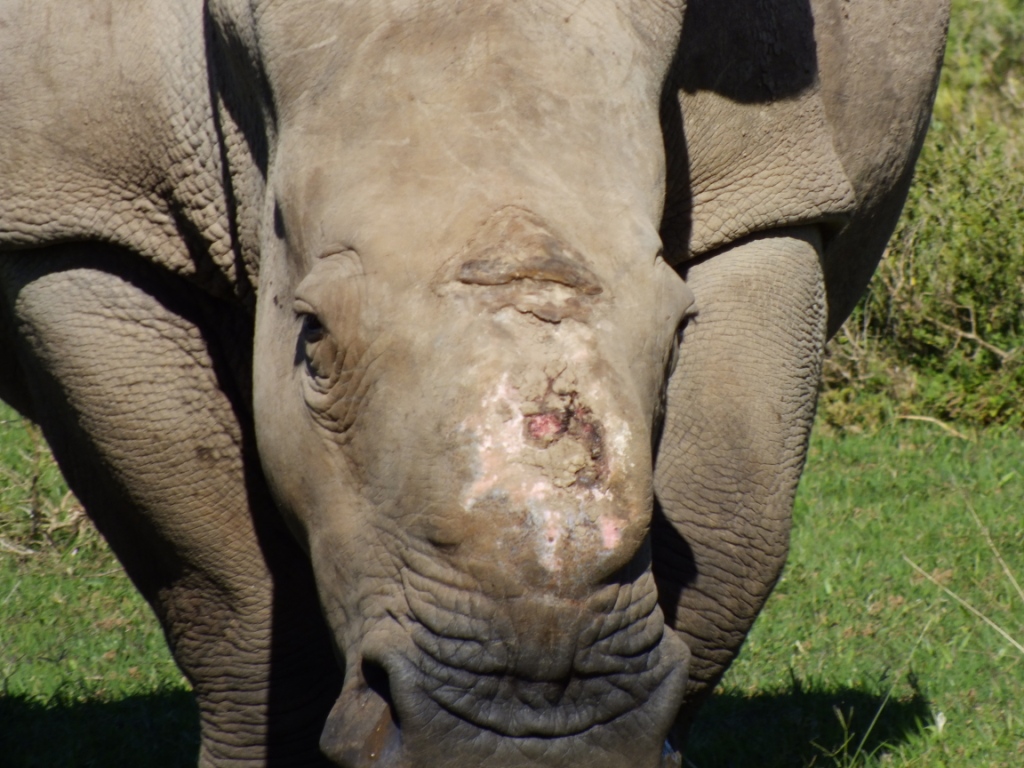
821;0;1024;431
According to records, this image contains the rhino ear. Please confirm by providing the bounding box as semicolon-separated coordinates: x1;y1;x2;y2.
661;0;855;266
652;227;826;726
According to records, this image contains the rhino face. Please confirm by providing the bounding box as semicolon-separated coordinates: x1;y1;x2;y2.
244;1;696;765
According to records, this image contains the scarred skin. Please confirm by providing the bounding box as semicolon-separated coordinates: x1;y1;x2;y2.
0;1;948;766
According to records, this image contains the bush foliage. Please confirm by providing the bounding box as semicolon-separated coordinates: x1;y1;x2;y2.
820;0;1024;430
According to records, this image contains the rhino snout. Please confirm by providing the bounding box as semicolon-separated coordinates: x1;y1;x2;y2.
434;365;652;599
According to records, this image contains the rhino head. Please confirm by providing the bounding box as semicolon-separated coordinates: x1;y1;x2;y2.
208;0;825;765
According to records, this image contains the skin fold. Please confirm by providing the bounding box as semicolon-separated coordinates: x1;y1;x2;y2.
0;1;949;766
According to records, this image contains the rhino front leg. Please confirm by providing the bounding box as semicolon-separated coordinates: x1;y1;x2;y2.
0;245;340;767
653;228;827;743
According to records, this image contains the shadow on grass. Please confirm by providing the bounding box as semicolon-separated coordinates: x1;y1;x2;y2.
0;689;199;768
0;683;931;768
687;682;933;767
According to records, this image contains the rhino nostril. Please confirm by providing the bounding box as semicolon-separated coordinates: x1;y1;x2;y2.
361;659;399;728
320;658;404;767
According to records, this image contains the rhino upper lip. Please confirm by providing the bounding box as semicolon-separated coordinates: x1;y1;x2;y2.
369;560;674;739
379;635;674;740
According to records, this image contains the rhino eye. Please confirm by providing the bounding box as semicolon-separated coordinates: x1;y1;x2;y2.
299;313;325;345
296;312;333;382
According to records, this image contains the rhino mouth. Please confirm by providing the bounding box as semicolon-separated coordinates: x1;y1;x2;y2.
399;569;676;739
404;636;678;740
319;544;689;767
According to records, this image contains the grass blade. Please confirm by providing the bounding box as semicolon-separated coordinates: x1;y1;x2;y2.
903;555;1024;658
964;501;1024;607
848;614;938;765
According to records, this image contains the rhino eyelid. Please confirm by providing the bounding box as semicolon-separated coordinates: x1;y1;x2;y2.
316;246;359;260
293;298;317;317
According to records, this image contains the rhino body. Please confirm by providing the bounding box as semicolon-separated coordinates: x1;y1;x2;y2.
0;1;949;765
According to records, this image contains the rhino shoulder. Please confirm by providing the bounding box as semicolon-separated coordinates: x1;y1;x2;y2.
0;0;256;305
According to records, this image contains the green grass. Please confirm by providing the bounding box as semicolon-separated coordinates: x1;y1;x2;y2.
3;410;1023;766
0;405;196;766
688;423;1024;767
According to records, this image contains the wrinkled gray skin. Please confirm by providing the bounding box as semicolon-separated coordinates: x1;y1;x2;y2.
0;1;948;766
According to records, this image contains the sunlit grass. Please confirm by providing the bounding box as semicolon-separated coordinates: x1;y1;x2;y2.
689;423;1024;767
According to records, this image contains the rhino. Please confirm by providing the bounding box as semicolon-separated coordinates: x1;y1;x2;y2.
0;0;949;765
